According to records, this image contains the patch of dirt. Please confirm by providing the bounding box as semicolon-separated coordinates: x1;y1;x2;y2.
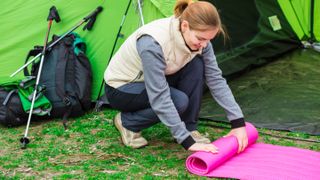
89;140;111;153
97;169;119;174
95;152;135;162
148;139;179;150
48;154;93;165
90;128;104;135
152;170;170;177
164;168;179;176
0;145;12;157
89;153;136;174
0;166;10;176
39;170;84;179
1;165;41;177
145;139;189;160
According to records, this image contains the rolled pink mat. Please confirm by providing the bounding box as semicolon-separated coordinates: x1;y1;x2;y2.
186;122;320;179
186;122;258;175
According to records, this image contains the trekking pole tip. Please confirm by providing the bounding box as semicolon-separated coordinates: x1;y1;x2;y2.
94;101;102;112
20;137;30;149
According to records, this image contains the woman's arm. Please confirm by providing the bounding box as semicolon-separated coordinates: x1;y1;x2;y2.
137;35;195;150
202;43;248;152
202;43;245;127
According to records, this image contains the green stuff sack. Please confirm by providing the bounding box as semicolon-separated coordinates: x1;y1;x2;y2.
0;77;52;127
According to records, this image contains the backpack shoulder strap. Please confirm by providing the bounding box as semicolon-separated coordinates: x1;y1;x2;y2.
54;36;74;129
55;36;73;103
23;46;43;76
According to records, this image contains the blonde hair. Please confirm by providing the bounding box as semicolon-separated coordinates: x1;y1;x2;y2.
174;0;227;38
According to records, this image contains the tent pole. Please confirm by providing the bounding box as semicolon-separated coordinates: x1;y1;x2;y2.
137;0;145;26
94;0;132;112
310;0;315;42
288;0;306;41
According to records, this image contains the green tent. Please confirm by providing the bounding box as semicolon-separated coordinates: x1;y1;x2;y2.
200;0;320;135
0;0;170;100
0;0;319;134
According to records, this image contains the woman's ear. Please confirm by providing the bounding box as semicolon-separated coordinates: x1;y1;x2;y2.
180;20;189;33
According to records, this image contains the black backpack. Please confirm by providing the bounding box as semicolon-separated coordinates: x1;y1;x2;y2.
25;33;92;126
0;88;27;127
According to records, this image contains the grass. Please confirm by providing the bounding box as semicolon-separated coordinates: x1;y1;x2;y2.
0;108;319;179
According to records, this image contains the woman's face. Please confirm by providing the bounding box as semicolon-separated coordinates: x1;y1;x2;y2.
181;20;219;51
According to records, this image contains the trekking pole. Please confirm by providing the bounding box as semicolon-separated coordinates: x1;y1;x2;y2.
94;0;132;112
20;6;61;149
137;0;145;26
10;6;103;78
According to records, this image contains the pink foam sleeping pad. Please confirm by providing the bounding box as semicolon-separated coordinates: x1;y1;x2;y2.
186;123;320;179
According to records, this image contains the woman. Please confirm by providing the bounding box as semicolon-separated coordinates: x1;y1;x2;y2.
104;0;248;153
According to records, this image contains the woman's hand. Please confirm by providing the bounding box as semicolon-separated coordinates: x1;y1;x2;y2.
224;127;248;153
188;143;219;154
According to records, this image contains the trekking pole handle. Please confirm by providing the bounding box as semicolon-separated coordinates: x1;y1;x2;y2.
10;7;98;78
10;21;83;78
48;6;61;22
83;6;103;21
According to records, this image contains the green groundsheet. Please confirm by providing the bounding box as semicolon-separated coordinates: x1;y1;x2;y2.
200;49;320;135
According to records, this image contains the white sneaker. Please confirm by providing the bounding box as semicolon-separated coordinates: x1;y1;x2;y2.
191;130;211;144
114;113;148;148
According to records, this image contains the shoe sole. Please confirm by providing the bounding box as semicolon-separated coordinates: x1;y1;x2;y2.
114;114;129;146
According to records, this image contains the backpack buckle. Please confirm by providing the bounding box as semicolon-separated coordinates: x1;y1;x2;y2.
63;97;71;106
19;76;36;89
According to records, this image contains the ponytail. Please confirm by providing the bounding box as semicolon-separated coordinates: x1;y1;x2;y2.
174;0;193;17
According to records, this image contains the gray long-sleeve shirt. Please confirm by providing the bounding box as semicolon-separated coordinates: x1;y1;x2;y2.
136;35;244;149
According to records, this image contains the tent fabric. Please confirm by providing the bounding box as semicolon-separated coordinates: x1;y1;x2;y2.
315;0;320;40
207;0;301;76
278;0;320;41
